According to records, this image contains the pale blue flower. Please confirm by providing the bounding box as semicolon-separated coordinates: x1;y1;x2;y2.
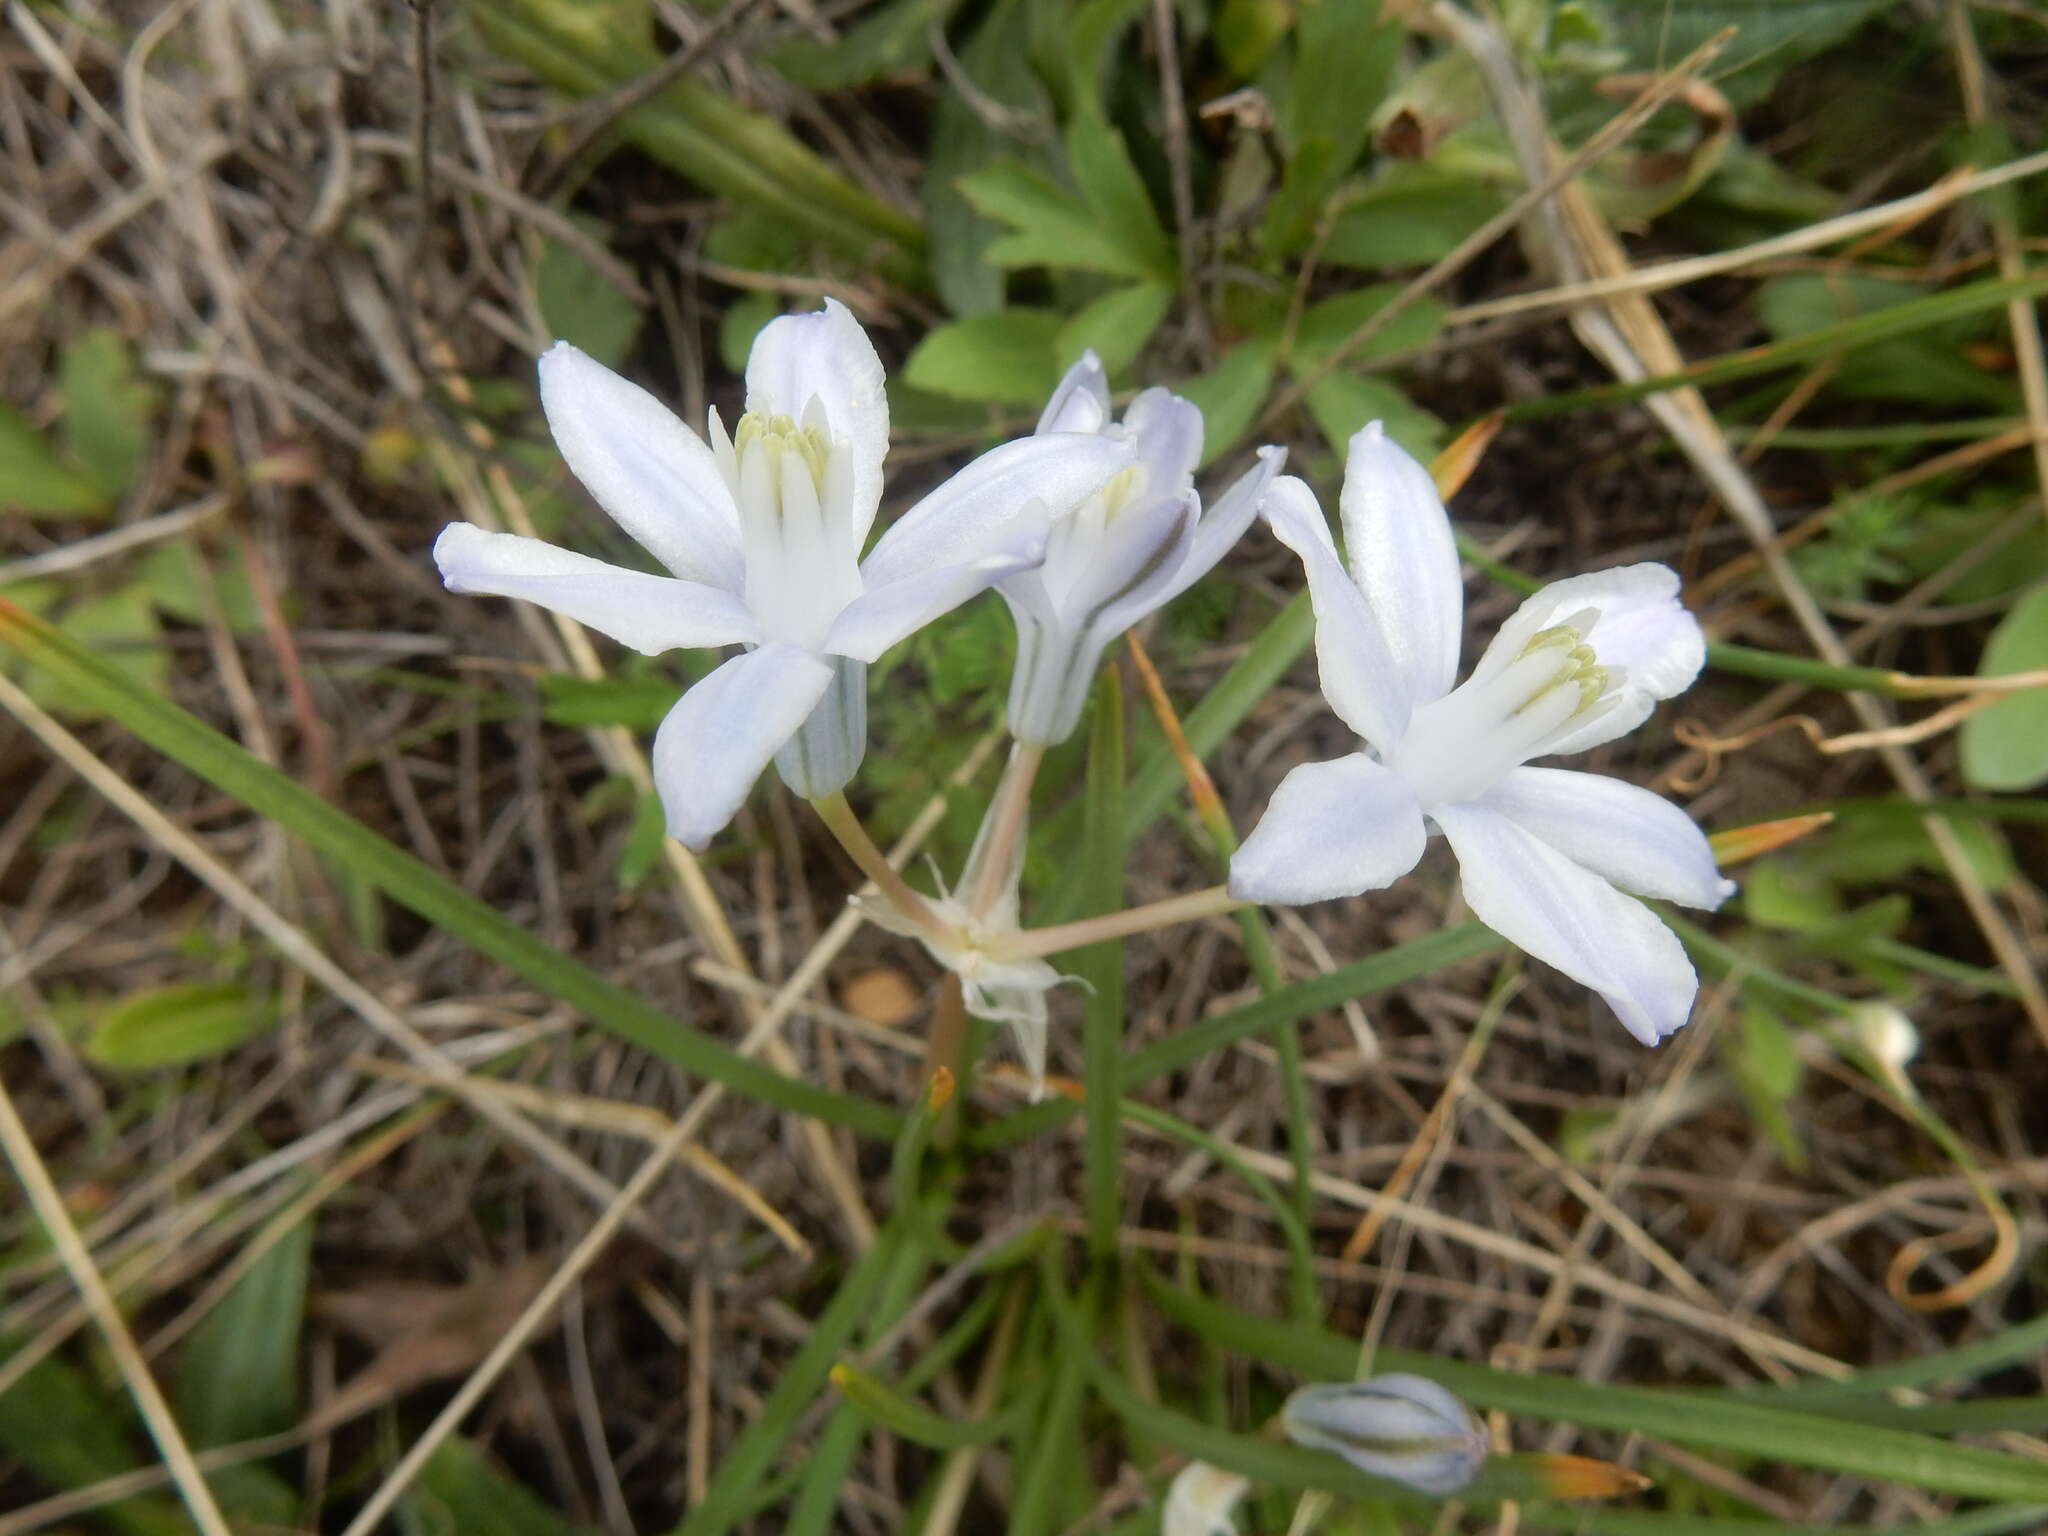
436;301;1131;846
1230;423;1733;1043
997;353;1283;744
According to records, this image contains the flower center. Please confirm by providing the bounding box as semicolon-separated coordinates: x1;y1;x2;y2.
1383;608;1625;807
1039;463;1152;605
713;403;864;648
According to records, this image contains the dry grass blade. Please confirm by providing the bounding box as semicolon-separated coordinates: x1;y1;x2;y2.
0;1077;233;1536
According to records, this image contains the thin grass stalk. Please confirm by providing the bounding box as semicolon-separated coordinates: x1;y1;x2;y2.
1080;671;1128;1260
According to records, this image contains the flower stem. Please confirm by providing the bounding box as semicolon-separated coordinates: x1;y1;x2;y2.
967;739;1044;919
1002;883;1246;961
810;791;957;944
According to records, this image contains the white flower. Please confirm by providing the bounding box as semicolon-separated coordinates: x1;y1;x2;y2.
1229;423;1734;1044
1163;1461;1250;1536
435;301;1131;847
1282;1374;1489;1495
998;353;1284;744
853;805;1066;1097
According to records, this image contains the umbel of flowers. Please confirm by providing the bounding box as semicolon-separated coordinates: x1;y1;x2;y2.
434;299;1732;1088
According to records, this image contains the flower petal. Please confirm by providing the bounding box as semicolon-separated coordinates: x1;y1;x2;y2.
858;432;1130;589
1339;421;1466;705
651;643;835;848
434;523;758;654
1229;753;1427;905
1432;801;1699;1044
1123;387;1203;493
744;299;889;543
1060;490;1199;633
969;962;1060;1101
1482;767;1735;910
1176;445;1284;599
1262;475;1411;746
1036;351;1112;436
537;343;743;589
1485;563;1704;701
826;519;1049;662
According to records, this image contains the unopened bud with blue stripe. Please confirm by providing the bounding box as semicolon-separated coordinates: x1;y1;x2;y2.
1280;1374;1489;1495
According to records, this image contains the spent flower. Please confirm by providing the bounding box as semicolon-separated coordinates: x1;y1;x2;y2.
1230;423;1733;1043
435;300;1130;847
853;801;1067;1096
998;352;1283;744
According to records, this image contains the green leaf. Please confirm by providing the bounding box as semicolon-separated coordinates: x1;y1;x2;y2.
410;1436;598;1536
174;1215;312;1446
19;584;166;719
1604;0;1893;108
1214;0;1290;76
830;1363;1018;1449
0;1348;189;1536
961;162;1163;280
540;672;683;731
902;308;1064;404
535;228;644;369
772;0;954;87
0;600;901;1139
1730;1002;1805;1170
923;0;1044;314
59;328;154;499
1304;372;1444;462
0;403;107;517
1292;285;1447;369
1064;113;1174;280
135;542;263;632
87;981;278;1071
1063;0;1149;109
1277;0;1397;168
1176;337;1278;466
1055;282;1173;376
1322;165;1506;270
470;0;925;289
1960;584;2048;791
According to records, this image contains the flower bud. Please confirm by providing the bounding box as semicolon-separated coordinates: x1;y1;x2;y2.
1280;1374;1488;1495
1163;1460;1250;1536
1843;1002;1918;1077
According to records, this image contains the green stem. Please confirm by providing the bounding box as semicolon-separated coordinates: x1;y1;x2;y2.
1079;674;1127;1262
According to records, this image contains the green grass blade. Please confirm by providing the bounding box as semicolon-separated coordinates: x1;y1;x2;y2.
1080;673;1127;1259
830;1364;1020;1450
1506;269;2048;421
1142;1274;2048;1504
1126;922;1501;1081
672;1226;913;1536
1526;1509;2048;1536
968;923;1501;1152
0;600;900;1139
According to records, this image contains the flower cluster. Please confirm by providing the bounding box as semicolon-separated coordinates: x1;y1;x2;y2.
434;298;1731;1070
